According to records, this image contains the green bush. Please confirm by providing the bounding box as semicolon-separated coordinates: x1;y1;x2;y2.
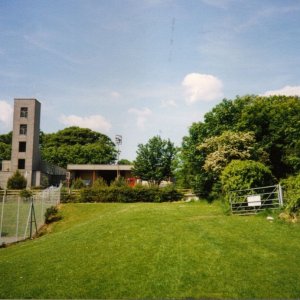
19;189;33;199
7;170;27;189
281;174;300;213
79;185;183;203
44;206;62;224
72;178;86;189
221;160;275;196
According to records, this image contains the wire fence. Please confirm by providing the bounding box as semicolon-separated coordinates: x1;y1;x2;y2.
0;186;61;245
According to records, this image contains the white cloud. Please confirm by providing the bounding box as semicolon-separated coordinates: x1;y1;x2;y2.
182;73;223;104
0;100;13;131
128;107;152;130
262;85;300;96
59;114;112;133
161;99;177;108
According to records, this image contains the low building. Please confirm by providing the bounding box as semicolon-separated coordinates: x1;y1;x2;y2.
67;164;133;186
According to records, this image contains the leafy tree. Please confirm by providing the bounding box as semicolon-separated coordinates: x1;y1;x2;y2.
0;132;12;166
40;127;117;168
198;131;268;176
133;136;176;185
7;170;27;189
118;159;132;165
178;95;300;197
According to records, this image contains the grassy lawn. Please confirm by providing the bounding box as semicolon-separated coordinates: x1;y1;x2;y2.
1;201;300;299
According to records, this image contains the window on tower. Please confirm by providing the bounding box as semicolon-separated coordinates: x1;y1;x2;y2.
18;159;25;169
19;142;26;152
19;124;27;135
20;107;28;118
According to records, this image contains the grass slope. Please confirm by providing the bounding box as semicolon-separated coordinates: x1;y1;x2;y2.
1;202;300;299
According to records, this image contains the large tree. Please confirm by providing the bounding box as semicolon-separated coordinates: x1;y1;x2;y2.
133;136;176;185
40;127;117;168
178;95;300;196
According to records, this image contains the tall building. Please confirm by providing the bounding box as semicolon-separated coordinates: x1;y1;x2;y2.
10;99;41;186
0;98;66;188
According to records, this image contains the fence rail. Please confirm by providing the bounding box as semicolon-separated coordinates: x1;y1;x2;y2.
0;186;61;245
229;184;283;216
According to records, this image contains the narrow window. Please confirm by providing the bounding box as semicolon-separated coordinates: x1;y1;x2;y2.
19;124;27;135
18;159;25;169
20;107;28;118
19;142;26;152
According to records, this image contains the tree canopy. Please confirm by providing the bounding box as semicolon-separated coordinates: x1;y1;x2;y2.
40;127;117;168
133;136;176;185
178;95;300;196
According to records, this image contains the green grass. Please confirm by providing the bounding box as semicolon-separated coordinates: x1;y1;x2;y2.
1;201;300;299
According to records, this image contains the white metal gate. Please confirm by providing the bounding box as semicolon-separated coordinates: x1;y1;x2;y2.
229;184;283;215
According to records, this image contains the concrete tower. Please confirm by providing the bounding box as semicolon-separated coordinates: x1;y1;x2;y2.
10;98;41;186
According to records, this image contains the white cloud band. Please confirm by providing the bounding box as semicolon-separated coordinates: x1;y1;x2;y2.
59;114;112;133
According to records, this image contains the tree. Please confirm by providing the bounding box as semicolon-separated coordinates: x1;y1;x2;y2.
133;136;176;185
118;159;132;165
0;132;12;164
198;131;268;176
40;127;117;168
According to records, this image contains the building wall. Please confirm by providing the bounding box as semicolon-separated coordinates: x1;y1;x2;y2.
10;99;41;187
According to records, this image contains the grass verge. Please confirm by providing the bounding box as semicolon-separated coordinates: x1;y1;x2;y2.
0;201;300;299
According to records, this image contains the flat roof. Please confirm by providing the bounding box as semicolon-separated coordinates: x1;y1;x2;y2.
67;164;133;171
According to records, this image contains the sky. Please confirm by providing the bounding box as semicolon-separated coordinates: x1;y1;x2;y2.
1;0;300;161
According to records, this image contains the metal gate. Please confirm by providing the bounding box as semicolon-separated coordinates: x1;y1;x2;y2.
229;184;283;215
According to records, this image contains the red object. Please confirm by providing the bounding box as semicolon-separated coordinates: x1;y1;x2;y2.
127;177;137;187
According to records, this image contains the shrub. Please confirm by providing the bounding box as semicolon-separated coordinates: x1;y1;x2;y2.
19;189;33;199
7;170;27;189
281;174;300;213
79;185;183;203
92;177;108;188
221;160;275;196
44;206;62;224
72;178;86;189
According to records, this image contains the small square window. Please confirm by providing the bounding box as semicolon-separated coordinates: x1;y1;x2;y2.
20;107;28;118
18;159;25;169
19;124;27;135
19;142;26;152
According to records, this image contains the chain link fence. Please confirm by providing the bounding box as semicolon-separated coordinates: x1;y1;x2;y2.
0;186;61;245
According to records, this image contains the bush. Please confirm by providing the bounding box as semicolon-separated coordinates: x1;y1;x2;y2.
19;189;33;199
7;170;27;189
80;185;184;203
72;178;86;189
44;206;62;224
221;160;275;196
281;174;300;213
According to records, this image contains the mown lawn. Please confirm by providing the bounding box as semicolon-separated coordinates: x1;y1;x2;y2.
1;201;300;299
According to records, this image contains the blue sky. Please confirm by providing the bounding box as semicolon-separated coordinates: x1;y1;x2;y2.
1;0;300;160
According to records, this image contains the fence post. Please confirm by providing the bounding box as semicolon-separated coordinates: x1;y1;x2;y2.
0;189;7;240
278;184;284;206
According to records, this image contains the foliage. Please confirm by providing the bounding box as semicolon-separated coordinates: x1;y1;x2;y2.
7;170;27;189
110;177;128;187
44;206;62;224
72;178;86;189
118;159;132;165
133;136;176;185
0;132;12;168
92;177;108;188
221;160;275;195
198;131;268;176
281;174;300;213
19;189;33;198
178;95;300;196
80;184;183;203
40;127;117;168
